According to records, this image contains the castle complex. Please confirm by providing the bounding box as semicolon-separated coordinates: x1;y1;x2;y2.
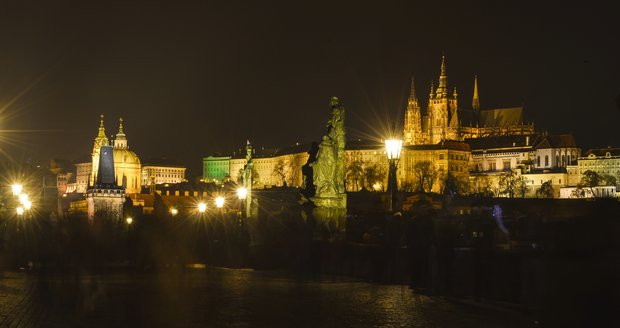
403;56;533;145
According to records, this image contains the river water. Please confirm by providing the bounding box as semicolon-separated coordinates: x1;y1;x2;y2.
1;268;532;327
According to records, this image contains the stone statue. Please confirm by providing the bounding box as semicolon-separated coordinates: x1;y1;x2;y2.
310;97;346;208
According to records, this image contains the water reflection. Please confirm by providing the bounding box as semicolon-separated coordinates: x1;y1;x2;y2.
2;268;531;327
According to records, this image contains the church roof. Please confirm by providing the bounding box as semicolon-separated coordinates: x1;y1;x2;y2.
478;107;524;127
584;147;620;157
466;134;535;151
405;140;470;151
534;134;578;149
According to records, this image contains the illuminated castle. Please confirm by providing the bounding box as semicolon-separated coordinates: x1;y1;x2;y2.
403;56;534;145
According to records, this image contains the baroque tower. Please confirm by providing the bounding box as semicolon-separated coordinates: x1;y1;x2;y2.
90;114;109;187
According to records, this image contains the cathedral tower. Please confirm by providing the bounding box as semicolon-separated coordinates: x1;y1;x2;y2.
428;55;459;143
403;77;422;145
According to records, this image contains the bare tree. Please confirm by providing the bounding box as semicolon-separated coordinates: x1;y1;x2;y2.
499;174;530;198
272;160;288;186
413;161;438;193
345;159;364;191
363;163;385;191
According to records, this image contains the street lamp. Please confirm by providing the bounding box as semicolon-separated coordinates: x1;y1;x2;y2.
12;184;22;196
385;138;403;212
198;202;207;213
126;217;133;225
215;196;225;209
236;187;247;200
23;200;32;211
170;208;178;216
18;193;28;204
16;207;24;216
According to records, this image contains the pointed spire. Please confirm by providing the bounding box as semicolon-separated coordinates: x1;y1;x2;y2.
453;86;458;98
117;117;125;136
472;75;480;111
408;76;418;105
97;114;107;139
429;80;435;98
437;55;448;97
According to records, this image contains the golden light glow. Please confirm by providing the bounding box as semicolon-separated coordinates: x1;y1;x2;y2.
198;202;207;213
11;184;22;196
237;187;247;200
18;193;28;204
385;139;403;160
16;207;24;215
215;196;225;208
126;217;133;224
23;200;32;210
372;182;383;191
170;208;178;216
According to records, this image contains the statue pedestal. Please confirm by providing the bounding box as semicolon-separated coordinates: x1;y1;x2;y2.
310;195;347;240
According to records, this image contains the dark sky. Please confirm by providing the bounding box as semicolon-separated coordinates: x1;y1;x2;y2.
1;1;618;177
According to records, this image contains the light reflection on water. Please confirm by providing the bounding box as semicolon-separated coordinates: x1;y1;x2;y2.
11;268;531;327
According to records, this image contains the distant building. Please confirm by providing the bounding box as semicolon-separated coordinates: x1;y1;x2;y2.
577;148;620;181
202;156;232;184
141;159;186;186
74;162;92;193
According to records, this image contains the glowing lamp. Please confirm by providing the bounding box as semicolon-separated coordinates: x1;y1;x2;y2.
198;202;207;213
16;207;24;215
12;184;23;196
385;139;403;160
23;200;32;211
237;187;247;200
126;217;133;224
19;193;29;204
170;208;178;216
215;196;225;208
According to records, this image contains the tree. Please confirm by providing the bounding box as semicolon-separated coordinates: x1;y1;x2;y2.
441;173;471;196
272;160;288;186
601;174;617;187
363;163;385;191
345;159;364;191
413;161;438;193
576;170;601;197
536;180;554;198
498;174;530;198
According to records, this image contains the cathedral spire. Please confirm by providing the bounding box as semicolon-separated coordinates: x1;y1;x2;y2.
472;75;480;111
408;76;418;104
437;55;448;97
429;80;435;99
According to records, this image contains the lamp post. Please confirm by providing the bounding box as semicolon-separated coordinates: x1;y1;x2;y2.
198;202;207;214
385;139;403;212
237;187;247;217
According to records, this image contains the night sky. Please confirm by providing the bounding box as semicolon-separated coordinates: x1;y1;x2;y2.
1;1;618;177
